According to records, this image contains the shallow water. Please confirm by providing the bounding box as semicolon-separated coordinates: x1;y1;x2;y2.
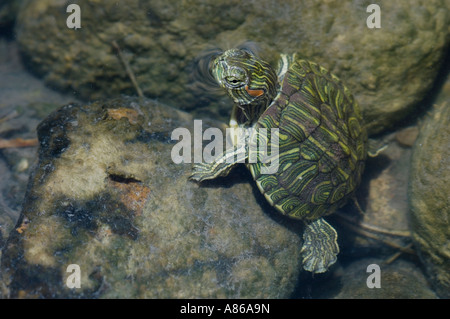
0;1;449;300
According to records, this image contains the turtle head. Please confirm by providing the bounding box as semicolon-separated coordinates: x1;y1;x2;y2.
210;48;278;123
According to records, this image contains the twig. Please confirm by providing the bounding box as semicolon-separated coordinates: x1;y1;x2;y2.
0;110;19;124
0;138;38;149
337;217;415;255
335;211;411;237
352;197;365;216
111;40;144;98
384;243;414;265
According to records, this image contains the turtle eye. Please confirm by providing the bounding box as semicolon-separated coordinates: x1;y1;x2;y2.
224;76;244;88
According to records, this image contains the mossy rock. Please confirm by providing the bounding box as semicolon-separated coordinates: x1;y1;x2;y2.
0;97;302;298
409;102;450;299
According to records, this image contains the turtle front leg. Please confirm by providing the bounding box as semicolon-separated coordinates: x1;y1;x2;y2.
189;144;247;182
301;218;339;274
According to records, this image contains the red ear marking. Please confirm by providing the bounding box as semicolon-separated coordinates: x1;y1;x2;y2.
245;85;264;97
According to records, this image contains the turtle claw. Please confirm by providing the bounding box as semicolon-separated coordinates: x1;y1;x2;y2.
189;163;215;182
301;218;339;274
189;162;236;182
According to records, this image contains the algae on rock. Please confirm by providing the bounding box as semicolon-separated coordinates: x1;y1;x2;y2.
409;102;450;299
0;97;302;298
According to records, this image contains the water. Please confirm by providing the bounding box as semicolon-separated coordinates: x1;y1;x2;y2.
0;0;449;299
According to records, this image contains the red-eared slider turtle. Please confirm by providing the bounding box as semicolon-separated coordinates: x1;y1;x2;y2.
190;48;368;273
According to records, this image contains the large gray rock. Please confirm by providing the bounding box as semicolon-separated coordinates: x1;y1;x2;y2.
409;102;450;299
16;0;450;134
0;97;302;298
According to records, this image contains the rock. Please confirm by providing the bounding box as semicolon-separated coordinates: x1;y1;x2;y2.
0;0;22;29
0;97;302;298
409;102;450;299
0;41;79;109
334;258;437;299
395;126;419;148
0;40;80;297
16;0;450;134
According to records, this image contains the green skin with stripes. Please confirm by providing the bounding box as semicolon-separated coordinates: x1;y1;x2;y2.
190;48;368;273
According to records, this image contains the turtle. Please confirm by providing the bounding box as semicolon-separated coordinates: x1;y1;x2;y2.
190;48;368;274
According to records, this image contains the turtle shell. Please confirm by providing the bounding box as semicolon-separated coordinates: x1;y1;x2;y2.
249;59;367;221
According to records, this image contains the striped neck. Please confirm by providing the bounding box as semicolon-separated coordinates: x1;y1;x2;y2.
233;89;277;127
210;49;279;126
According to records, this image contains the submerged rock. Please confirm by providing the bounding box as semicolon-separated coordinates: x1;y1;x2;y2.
408;102;450;299
0;97;302;298
16;0;450;134
0;0;22;28
334;258;437;299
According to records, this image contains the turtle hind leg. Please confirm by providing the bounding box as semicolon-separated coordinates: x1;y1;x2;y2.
301;218;339;274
